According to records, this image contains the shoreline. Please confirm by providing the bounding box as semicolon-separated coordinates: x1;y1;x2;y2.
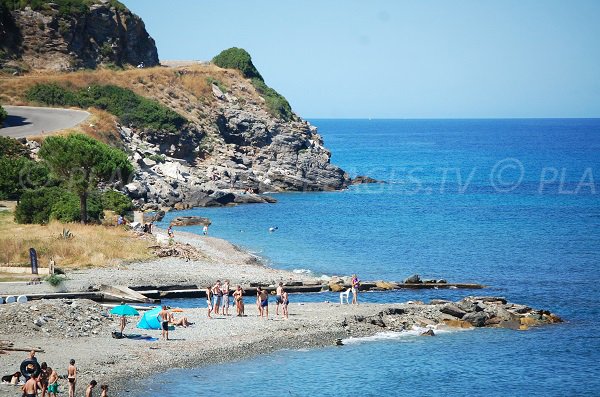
0;229;562;397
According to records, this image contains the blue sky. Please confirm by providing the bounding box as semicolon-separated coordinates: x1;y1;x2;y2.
123;0;600;118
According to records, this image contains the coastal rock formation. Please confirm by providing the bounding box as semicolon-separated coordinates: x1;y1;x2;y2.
344;296;562;334
169;216;211;227
0;0;158;71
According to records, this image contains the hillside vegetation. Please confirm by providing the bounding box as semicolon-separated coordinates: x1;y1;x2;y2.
213;47;293;121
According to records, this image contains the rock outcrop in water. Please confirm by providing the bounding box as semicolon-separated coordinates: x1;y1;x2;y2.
344;296;562;334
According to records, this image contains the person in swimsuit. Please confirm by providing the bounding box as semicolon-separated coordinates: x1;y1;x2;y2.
47;368;59;397
275;282;284;316
67;359;77;397
351;274;360;305
282;290;289;319
21;372;38;397
168;312;190;327
258;287;269;319
100;384;108;397
221;280;230;316
157;305;170;340
39;362;49;397
85;380;97;397
233;285;244;316
205;285;213;318
212;280;222;315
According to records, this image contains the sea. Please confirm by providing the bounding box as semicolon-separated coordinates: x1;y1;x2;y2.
142;119;600;396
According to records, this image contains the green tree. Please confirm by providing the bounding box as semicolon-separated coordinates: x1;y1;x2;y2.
38;133;133;223
212;47;263;80
0;137;53;201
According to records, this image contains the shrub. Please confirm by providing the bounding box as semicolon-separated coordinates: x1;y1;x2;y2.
0;136;28;158
50;190;103;223
0;105;7;125
26;83;187;133
45;274;65;287
15;187;65;224
25;83;77;106
15;187;103;224
251;78;293;121
101;190;132;215
212;47;263;80
146;154;165;163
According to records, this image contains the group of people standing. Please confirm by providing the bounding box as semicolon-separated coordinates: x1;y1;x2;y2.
204;281;289;320
9;351;108;397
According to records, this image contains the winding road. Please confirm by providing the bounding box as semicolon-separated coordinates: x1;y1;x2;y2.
0;105;90;138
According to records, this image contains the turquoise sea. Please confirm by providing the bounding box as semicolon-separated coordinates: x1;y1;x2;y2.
146;119;600;396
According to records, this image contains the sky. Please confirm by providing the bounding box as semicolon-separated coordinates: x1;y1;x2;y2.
123;0;600;119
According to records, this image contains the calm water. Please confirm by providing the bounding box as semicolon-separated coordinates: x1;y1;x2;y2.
144;119;600;396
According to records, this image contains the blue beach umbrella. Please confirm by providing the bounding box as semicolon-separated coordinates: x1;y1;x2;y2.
110;304;139;317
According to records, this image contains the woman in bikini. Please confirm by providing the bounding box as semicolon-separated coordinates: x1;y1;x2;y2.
233;285;244;316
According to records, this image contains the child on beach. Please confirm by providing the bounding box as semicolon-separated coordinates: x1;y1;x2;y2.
47;368;59;397
67;359;77;397
157;305;170;340
85;380;97;397
100;384;109;397
257;287;269;319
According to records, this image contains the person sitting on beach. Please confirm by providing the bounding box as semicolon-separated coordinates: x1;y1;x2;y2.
205;285;213;318
100;384;109;397
157;305;170;340
221;280;230;316
85;380;97;397
233;285;244;316
257;287;269;319
67;359;77;397
167;225;174;238
47;368;59;397
282;290;289;319
21;372;38;397
275;282;284;316
212;280;223;315
168;312;191;327
1;371;21;385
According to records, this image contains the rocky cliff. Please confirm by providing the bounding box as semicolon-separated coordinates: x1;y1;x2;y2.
117;65;351;210
0;0;158;71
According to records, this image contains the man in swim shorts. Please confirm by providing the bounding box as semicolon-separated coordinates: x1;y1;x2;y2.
258;287;269;319
158;305;170;340
21;372;38;397
212;280;222;315
221;279;230;316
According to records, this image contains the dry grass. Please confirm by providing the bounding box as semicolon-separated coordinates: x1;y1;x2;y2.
0;210;153;269
0;64;250;105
